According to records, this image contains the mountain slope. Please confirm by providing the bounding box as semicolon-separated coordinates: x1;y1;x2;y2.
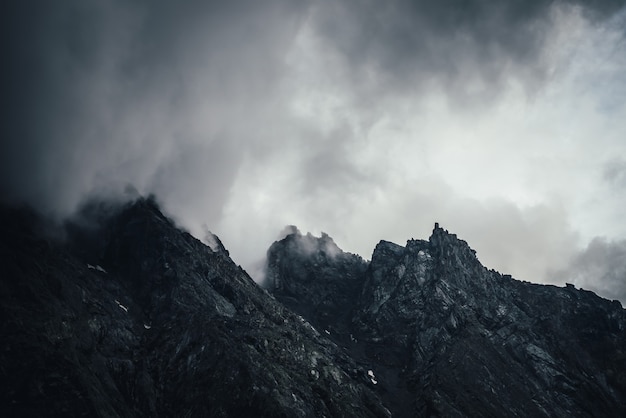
266;224;626;417
0;198;390;417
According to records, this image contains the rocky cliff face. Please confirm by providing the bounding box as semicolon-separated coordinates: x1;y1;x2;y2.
0;198;390;417
266;224;626;417
266;228;368;339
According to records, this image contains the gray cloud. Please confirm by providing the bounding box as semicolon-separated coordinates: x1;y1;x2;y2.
1;0;308;216
552;238;626;306
306;0;625;104
3;0;623;212
604;158;626;187
2;0;626;299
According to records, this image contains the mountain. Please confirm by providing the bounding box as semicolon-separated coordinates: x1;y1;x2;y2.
2;196;625;417
266;224;626;417
265;227;368;337
0;198;390;417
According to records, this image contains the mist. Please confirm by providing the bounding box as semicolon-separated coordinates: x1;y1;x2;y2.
2;0;626;304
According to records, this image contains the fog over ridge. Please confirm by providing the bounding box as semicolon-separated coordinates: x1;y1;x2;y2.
2;0;626;303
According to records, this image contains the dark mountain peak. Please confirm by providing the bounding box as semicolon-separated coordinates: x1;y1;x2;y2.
2;199;390;417
96;195;180;237
267;223;626;417
371;240;405;261
370;223;479;280
362;224;483;318
4;197;626;417
265;228;368;334
274;227;346;262
63;195;195;280
69;194;164;230
280;224;302;236
267;228;367;280
429;222;478;262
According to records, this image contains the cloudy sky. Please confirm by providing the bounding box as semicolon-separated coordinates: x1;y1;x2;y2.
2;0;626;303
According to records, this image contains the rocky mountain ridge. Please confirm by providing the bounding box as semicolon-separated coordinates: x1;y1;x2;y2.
266;223;626;417
0;198;389;417
1;196;624;417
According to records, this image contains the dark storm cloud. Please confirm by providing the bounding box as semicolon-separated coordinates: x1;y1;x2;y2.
309;0;625;102
0;0;309;217
2;0;626;289
2;0;623;215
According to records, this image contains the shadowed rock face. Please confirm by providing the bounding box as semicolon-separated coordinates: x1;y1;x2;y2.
266;224;626;417
266;230;368;338
0;198;390;417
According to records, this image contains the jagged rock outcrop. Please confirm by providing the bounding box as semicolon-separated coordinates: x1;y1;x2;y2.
266;223;626;417
266;228;368;338
0;198;390;417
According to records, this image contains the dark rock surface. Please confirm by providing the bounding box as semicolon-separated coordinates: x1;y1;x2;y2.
0;198;390;417
265;224;626;417
3;195;625;417
266;228;368;339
